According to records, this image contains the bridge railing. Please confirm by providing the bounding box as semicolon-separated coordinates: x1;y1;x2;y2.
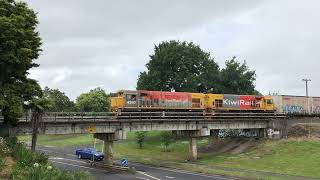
0;111;288;123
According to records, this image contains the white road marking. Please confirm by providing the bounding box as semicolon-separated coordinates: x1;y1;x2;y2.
131;163;237;180
165;176;174;179
137;171;161;180
49;157;64;160
44;145;56;148
50;160;97;170
136;177;151;180
49;157;87;164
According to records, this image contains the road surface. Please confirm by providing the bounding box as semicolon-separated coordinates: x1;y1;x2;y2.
37;146;240;180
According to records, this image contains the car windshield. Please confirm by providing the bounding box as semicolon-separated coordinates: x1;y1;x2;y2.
87;148;97;152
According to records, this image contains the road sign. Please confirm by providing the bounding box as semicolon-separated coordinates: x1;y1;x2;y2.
120;158;128;167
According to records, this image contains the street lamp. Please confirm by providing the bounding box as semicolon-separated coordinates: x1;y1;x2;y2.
302;79;311;97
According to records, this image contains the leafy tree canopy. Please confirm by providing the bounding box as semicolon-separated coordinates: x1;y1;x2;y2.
0;0;42;125
43;87;75;112
220;56;257;95
137;40;258;95
75;88;110;112
137;40;220;93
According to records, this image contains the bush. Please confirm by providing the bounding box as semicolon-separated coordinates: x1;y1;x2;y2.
10;143;48;167
160;131;174;152
135;131;148;149
4;137;90;180
12;163;91;180
0;153;5;170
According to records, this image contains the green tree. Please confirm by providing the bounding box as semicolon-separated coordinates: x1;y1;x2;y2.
0;0;42;125
135;131;147;149
75;88;110;112
137;40;220;93
220;56;257;94
160;131;174;152
43;87;75;112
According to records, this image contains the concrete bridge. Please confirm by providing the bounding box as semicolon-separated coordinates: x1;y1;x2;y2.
2;112;287;164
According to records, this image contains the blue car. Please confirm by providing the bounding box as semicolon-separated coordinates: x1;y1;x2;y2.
75;148;104;161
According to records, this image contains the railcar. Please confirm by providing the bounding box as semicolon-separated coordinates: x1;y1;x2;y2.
272;95;320;114
111;90;276;113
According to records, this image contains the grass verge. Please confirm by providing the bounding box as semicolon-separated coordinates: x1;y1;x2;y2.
18;133;320;179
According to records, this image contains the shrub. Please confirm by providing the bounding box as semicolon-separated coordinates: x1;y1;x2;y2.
160;131;174;152
12;163;91;180
0;153;5;170
135;131;148;149
10;143;48;167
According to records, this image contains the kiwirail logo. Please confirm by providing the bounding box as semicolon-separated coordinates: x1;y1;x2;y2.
223;99;256;106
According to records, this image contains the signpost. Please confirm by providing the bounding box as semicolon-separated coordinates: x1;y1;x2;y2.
120;158;128;167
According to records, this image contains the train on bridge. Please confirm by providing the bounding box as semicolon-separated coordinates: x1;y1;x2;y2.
111;90;320;115
111;90;275;113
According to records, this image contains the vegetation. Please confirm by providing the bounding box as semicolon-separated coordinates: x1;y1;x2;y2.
75;87;110;112
220;56;257;95
160;131;174;152
0;0;43;125
135;131;148;149
18;133;320;179
43;87;75;112
137;40;258;94
2;137;91;179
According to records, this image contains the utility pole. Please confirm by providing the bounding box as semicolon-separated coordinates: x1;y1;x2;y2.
302;78;312;137
302;79;311;97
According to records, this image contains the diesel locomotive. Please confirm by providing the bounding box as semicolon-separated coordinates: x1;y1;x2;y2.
111;90;276;113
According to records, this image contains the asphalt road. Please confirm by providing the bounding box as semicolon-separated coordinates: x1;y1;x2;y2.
37;146;240;180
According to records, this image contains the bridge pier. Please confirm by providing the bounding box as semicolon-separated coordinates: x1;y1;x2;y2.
94;130;126;165
177;129;209;161
189;137;197;161
103;140;113;165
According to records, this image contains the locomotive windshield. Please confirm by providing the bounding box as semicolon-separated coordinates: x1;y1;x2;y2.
267;99;273;105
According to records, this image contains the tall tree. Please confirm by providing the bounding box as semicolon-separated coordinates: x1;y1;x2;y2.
75;88;110;112
137;40;220;93
43;87;75;112
0;0;42;125
220;56;257;94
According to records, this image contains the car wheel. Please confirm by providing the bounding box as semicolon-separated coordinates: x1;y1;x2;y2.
78;154;82;159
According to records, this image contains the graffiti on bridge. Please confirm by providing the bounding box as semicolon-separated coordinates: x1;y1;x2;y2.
283;105;305;113
313;106;320;113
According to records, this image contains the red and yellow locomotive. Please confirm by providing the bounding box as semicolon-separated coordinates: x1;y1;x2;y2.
111;90;275;113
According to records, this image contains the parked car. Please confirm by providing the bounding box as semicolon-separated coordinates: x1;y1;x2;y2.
75;148;104;161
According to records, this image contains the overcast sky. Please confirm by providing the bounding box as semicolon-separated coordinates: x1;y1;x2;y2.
27;0;320;100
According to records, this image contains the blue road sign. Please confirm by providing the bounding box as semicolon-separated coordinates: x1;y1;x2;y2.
120;158;128;167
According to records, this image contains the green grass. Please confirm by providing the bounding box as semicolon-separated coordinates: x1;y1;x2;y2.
18;134;94;147
18;133;320;179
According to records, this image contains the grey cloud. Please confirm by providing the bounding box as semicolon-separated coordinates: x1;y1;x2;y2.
27;0;319;100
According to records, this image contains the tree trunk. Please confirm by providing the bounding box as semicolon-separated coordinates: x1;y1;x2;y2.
31;130;37;152
31;110;40;152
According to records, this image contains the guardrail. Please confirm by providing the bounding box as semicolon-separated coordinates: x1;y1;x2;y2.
9;111;286;123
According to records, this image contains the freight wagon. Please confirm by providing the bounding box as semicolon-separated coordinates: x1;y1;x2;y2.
111;90;275;113
272;95;320;114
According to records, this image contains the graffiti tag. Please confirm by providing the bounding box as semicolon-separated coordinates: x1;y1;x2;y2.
283;105;304;113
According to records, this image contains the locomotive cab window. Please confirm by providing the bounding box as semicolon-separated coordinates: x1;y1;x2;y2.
126;94;136;101
267;99;273;105
215;100;223;108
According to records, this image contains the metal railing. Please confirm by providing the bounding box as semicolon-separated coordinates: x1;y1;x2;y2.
6;111;286;123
